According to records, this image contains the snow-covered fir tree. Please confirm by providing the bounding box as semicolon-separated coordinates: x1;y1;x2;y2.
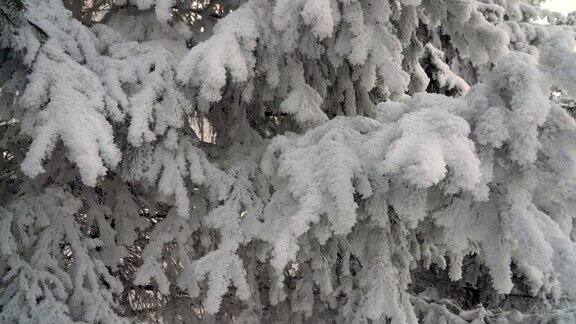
2;0;576;322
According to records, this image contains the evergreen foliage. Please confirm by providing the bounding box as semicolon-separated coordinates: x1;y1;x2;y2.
2;0;576;323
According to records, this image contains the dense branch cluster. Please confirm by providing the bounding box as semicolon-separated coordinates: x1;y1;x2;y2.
1;0;576;323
